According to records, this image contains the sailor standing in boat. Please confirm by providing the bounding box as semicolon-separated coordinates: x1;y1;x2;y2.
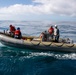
9;25;16;37
54;25;60;42
48;26;54;41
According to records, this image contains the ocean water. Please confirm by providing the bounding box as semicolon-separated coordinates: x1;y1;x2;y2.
0;21;76;75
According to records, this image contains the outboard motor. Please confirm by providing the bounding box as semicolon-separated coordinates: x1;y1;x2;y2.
66;38;73;44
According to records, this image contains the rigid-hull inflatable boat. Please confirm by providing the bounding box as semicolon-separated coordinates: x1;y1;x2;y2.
0;32;76;52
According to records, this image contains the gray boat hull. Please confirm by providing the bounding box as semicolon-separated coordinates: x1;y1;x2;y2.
0;33;76;52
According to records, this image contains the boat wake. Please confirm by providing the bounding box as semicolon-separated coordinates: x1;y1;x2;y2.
0;45;76;60
0;42;76;60
28;52;76;60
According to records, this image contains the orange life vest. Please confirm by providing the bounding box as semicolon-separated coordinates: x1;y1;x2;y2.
15;30;21;35
48;27;54;34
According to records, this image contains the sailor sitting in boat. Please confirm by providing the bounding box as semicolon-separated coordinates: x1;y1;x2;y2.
14;27;22;39
40;31;47;41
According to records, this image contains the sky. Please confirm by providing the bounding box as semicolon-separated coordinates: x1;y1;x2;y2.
0;0;76;21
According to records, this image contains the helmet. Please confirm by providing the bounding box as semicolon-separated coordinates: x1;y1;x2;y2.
55;25;57;27
17;27;20;30
10;24;12;27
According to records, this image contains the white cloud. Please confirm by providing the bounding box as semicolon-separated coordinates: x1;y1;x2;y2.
33;0;76;16
0;0;76;20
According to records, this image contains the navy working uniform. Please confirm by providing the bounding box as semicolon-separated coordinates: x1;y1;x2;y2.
54;25;59;42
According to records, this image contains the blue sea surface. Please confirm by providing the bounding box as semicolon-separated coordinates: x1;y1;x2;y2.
0;21;76;75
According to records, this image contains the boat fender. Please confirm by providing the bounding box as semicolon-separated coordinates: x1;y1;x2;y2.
31;41;41;46
52;43;64;47
65;44;74;48
41;42;52;46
